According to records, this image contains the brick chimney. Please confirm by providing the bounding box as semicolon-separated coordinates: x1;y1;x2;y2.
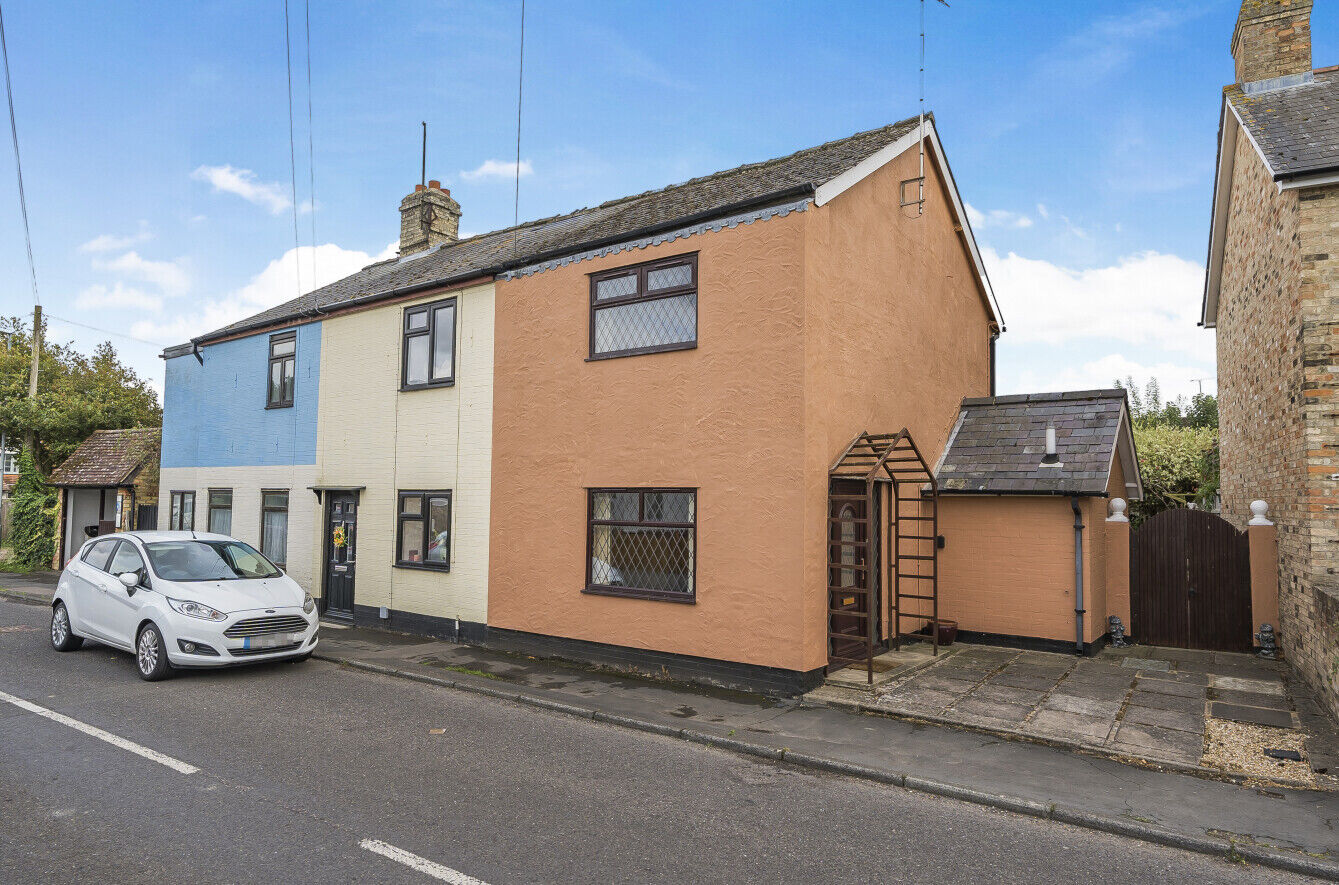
1231;0;1313;84
398;179;461;256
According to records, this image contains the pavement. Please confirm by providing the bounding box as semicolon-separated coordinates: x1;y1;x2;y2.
4;575;1339;879
0;596;1315;884
807;641;1337;787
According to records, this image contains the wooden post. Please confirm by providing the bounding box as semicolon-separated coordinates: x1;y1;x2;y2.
1247;500;1279;646
1105;498;1131;630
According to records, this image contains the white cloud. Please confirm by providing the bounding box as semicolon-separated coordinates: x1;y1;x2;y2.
132;241;397;343
985;247;1212;363
1007;353;1214;404
460;159;533;181
74;283;162;312
92;250;190;296
78;223;152;253
1035;203;1049;220
191;164;292;214
966;202;1033;229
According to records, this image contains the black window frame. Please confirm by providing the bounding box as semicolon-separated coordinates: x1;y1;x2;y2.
585;487;697;604
400;297;457;391
266;331;297;409
260;489;290;567
206;488;233;536
588;252;698;361
169;490;195;531
394;490;452;571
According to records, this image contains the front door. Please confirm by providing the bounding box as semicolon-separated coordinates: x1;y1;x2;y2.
827;478;880;668
323;493;357;620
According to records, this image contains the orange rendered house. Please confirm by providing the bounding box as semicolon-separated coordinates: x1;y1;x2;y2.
486;116;1001;692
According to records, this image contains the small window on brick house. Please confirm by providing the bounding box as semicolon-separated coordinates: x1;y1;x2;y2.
589;254;697;359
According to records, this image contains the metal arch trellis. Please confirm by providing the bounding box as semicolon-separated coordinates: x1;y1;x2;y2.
827;428;940;683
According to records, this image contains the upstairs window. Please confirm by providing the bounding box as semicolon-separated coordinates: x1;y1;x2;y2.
267;332;297;408
402;298;457;389
589;254;697;360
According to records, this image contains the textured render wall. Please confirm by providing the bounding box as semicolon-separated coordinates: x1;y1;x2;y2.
161;323;321;468
802;145;994;667
936;496;1087;644
157;465;319;594
489;214;810;672
314;282;494;625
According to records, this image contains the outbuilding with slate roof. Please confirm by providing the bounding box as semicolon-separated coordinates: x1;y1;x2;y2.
932;390;1143;653
49;428;161;567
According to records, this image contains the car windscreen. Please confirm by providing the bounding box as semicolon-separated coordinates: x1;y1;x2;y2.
144;540;283;582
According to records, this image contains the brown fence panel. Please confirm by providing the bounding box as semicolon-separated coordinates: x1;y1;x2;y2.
1131;508;1252;652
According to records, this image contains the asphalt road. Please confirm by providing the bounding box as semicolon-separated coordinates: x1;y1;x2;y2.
0;598;1320;884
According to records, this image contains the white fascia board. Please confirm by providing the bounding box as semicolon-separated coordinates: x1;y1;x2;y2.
1202;99;1240;329
1112;401;1144;501
1280;170;1339;190
813;119;1001;328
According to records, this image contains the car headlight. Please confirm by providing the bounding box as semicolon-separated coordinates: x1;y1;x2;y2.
166;598;227;621
303;592;315;614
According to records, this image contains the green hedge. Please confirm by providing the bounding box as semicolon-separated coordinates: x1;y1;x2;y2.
10;448;56;569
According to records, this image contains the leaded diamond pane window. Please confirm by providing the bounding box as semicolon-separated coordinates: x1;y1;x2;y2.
587;488;696;603
589;254;697;359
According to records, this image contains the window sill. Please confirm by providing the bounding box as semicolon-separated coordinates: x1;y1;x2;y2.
582;584;695;604
585;342;697;362
399;380;456;392
265;402;294;410
394;562;451;572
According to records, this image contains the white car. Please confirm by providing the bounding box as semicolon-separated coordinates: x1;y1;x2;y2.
50;530;318;680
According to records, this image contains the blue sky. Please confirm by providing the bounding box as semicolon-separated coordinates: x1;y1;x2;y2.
2;1;1335;402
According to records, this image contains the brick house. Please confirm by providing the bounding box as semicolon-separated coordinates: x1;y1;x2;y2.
1202;0;1339;716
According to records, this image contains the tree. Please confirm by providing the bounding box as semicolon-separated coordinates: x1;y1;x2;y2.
9;447;56;568
0;316;161;472
1115;377;1220;524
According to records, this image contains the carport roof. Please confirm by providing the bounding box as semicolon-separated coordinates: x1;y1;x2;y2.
935;390;1142;499
49;428;161;488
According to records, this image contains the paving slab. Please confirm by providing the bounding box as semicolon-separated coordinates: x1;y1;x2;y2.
1121;658;1171;671
1122;706;1206;735
1212;687;1291;710
876;688;958;714
1210;702;1296;729
1137;670;1210;687
1041;693;1124;718
1211;675;1285;696
950;697;1032;723
1127;691;1206;714
1111;722;1205;763
1132;676;1206;699
967;684;1048;707
1023;709;1114;743
984;672;1058;692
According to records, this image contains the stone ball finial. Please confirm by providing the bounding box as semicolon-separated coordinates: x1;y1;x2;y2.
1249;500;1272;526
1107;498;1128;522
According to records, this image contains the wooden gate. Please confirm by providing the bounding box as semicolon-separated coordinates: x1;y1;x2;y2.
1130;508;1252;652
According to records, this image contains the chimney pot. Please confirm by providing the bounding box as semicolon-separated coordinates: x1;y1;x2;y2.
415;184;426;192
428;179;441;190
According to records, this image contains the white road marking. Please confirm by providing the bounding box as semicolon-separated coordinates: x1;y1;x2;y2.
359;839;490;884
0;690;199;775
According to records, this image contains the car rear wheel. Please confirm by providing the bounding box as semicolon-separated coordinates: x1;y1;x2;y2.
50;603;83;652
135;623;173;681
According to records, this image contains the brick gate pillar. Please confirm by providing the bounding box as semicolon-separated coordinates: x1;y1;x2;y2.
1248;500;1280;646
1105;498;1131;630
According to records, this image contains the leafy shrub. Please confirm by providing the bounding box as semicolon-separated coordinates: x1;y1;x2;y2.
10;448;56;569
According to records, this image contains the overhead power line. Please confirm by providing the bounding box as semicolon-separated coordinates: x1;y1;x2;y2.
45;313;169;348
283;0;302;299
0;1;38;306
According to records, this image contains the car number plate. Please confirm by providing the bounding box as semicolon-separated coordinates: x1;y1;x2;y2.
242;633;304;650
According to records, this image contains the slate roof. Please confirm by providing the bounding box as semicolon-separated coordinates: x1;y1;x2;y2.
1227;67;1339;181
165;116;926;357
49;428;161;488
936;390;1131;496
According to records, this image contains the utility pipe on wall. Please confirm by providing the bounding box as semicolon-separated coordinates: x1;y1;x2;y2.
1071;496;1085;654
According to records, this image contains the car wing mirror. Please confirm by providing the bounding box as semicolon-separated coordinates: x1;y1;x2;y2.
118;572;139;594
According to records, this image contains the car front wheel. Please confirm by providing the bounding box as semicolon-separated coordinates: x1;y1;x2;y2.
135;623;173;681
50;603;83;652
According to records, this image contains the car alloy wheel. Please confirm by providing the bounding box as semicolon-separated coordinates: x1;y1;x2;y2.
50;603;83;652
135;624;171;681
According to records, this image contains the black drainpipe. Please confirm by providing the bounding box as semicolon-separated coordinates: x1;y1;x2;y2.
1071;496;1085;654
